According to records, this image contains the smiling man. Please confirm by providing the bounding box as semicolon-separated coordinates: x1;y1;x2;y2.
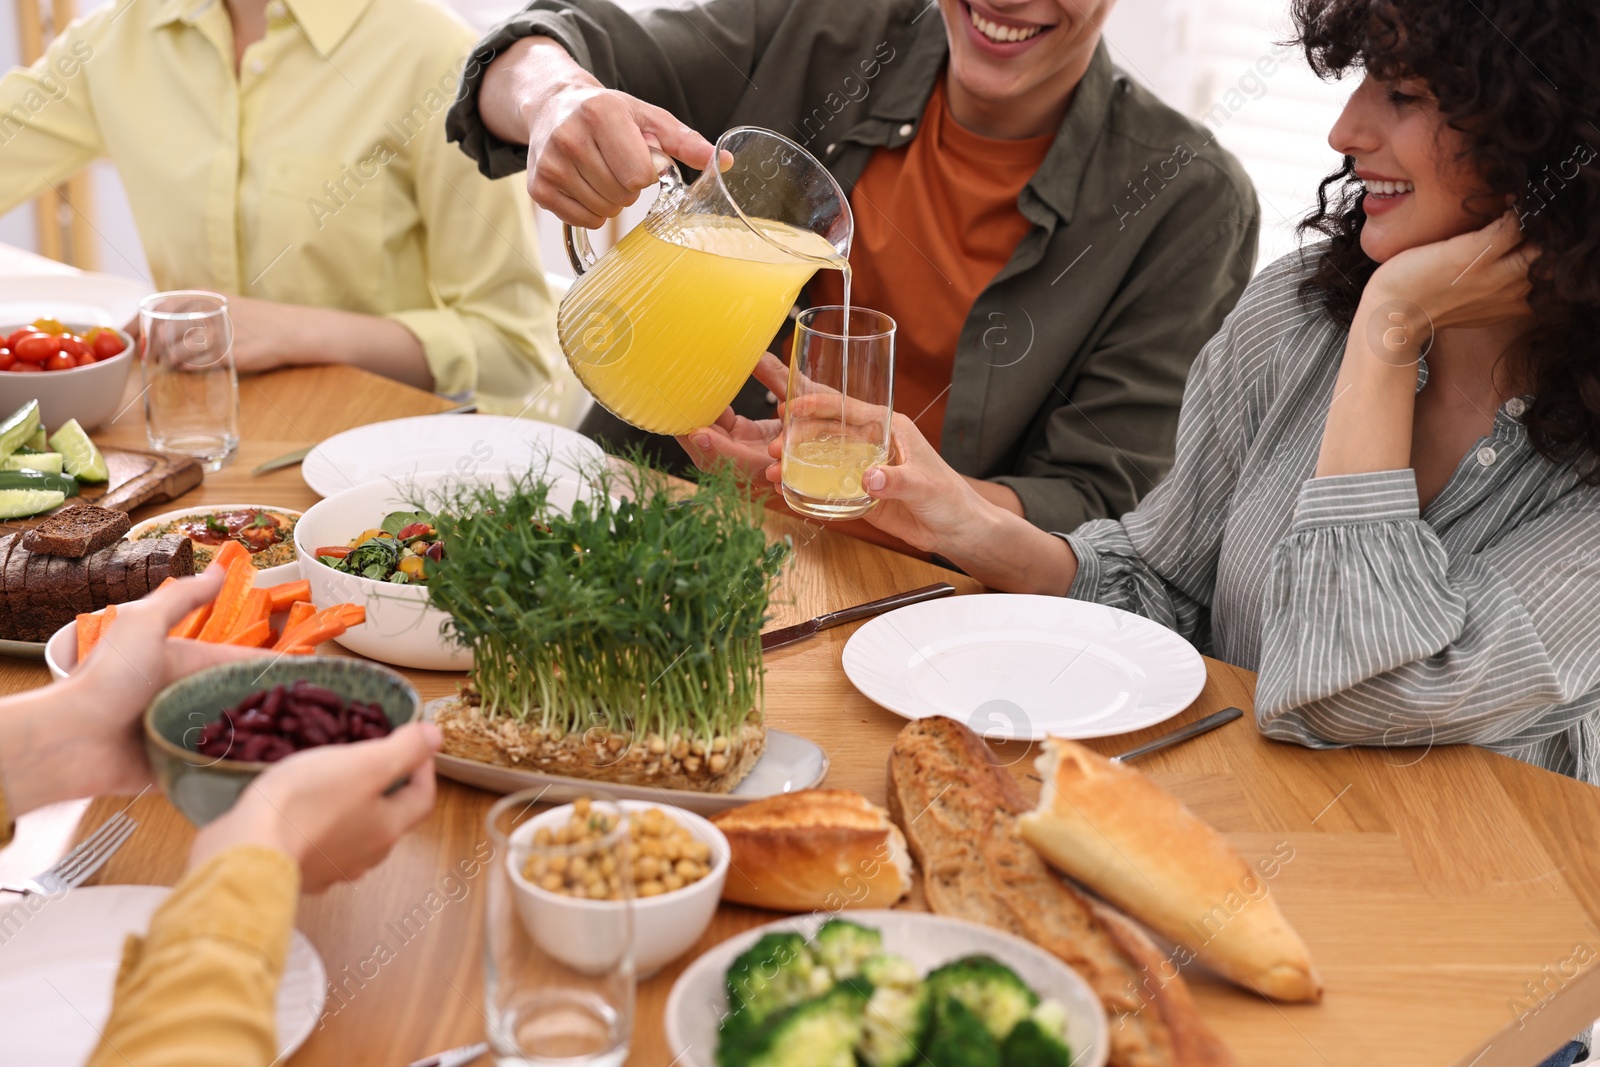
447;0;1260;536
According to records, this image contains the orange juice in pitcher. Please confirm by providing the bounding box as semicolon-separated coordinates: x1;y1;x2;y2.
557;128;852;436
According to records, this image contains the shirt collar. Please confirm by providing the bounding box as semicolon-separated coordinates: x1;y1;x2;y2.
148;0;374;57
866;25;1119;226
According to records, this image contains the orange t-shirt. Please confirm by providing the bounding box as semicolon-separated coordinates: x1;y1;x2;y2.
809;77;1055;448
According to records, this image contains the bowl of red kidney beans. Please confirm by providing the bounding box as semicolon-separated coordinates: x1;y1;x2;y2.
144;657;421;825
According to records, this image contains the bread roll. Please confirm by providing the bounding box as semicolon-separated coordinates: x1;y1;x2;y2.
1018;738;1322;1003
710;790;912;911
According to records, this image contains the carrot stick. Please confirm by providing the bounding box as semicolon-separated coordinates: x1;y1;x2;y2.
265;579;311;613
169;602;211;640
275;607;357;651
84;605;116;659
224;619;273;647
206;540;250;573
284;600;316;631
76;613;101;662
196;558;254;643
284;644;316;655
230;588;272;639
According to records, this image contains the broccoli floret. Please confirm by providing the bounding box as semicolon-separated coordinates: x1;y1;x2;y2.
1000;1002;1072;1067
718;979;872;1067
812;918;883;979
924;993;1002;1067
726;933;832;1027
860;953;921;991
858;973;932;1067
925;956;1039;1044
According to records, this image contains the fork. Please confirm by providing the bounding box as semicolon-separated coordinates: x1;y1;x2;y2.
0;812;138;896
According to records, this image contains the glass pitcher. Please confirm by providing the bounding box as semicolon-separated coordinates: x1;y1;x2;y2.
557;127;852;436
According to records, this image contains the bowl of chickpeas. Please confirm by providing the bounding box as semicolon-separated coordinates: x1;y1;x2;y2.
509;797;730;977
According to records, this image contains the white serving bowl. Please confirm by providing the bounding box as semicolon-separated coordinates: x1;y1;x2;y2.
293;469;598;672
126;503;303;586
508;800;730;978
0;324;134;432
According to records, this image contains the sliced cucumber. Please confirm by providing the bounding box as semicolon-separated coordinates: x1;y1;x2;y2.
0;400;41;460
48;419;108;483
1;452;63;474
23;427;46;452
0;469;80;497
0;488;65;519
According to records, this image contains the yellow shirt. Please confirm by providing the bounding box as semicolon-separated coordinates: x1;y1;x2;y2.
0;0;558;415
88;845;302;1067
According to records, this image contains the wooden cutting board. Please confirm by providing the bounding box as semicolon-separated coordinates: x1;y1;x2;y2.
0;446;203;532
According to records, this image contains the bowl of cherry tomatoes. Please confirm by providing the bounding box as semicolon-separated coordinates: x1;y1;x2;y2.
0;318;135;432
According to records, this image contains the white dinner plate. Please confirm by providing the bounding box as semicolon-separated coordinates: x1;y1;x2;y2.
841;594;1205;741
424;698;828;815
301;414;605;498
0;885;326;1065
0;272;154;331
665;909;1109;1067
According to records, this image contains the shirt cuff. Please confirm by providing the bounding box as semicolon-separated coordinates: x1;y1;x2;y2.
445;11;595;181
1291;469;1420;533
141;845;301;971
1056;531;1103;601
387;309;476;401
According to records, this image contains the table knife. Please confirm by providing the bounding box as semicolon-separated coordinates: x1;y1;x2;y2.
405;1041;488;1067
251;403;477;475
1110;706;1243;764
760;582;956;652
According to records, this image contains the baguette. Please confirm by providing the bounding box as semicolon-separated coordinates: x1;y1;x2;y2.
888;716;1234;1067
710;790;911;911
1019;738;1322;1003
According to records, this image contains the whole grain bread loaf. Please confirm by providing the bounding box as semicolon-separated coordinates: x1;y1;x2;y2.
0;534;193;642
887;716;1236;1067
21;505;131;557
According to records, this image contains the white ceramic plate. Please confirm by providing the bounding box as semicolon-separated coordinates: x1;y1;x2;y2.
301;414;605;498
841;594;1205;741
665;909;1109;1067
126;502;304;586
0;885;326;1065
424;698;828;815
0;272;154;332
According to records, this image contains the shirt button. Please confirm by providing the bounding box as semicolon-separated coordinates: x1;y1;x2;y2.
1477;446;1498;467
897;123;914;138
249;58;265;74
1505;397;1527;417
825;143;837;155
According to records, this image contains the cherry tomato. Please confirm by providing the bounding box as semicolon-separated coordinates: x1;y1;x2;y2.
7;362;42;373
30;317;65;336
13;334;58;364
0;348;12;370
3;329;31;350
90;330;126;360
76;351;98;368
58;335;89;359
44;351;75;372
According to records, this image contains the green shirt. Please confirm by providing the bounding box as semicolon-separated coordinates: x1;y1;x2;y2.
446;0;1261;532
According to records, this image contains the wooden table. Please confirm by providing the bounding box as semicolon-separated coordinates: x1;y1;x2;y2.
4;366;1600;1067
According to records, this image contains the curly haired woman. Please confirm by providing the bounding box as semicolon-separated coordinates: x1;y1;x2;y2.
815;0;1600;846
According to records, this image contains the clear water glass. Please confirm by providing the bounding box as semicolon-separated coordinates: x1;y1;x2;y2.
780;306;896;520
139;290;239;470
485;791;635;1067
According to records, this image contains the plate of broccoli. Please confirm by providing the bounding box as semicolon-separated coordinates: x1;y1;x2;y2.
664;910;1108;1067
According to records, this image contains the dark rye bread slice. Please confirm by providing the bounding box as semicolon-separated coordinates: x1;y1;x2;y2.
887;717;1236;1067
144;536;194;588
2;536;30;638
87;537;111;608
0;534;16;638
22;505;132;558
22;550;70;642
106;543;133;605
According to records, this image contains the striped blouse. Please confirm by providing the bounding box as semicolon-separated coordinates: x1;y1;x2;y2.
1063;250;1600;784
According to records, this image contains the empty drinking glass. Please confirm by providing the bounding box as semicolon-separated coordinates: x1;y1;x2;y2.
139;291;239;470
780;306;896;520
485;791;635;1066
